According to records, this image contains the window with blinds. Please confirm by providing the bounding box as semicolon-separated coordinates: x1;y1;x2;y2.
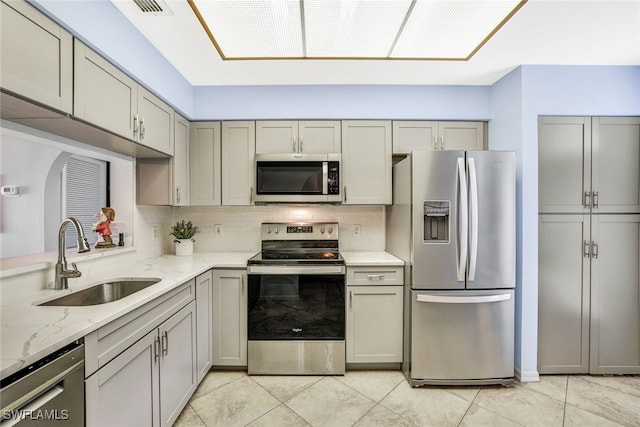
62;155;108;247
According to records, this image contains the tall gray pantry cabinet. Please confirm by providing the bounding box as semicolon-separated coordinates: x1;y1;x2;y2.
538;116;640;374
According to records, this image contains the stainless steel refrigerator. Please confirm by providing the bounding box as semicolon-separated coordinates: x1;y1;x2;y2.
386;150;516;386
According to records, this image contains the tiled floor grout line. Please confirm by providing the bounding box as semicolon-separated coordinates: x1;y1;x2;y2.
561;375;569;426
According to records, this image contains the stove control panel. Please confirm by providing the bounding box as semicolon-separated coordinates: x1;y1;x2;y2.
261;222;339;240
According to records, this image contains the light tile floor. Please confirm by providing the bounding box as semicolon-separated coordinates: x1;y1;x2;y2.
175;371;640;427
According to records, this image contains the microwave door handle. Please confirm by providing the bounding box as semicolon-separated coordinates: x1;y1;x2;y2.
323;162;328;194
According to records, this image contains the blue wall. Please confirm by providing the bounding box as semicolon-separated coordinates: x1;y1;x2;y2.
193;84;491;120
490;64;640;377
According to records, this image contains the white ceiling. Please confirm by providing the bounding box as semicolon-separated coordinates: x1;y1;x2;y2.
112;0;640;86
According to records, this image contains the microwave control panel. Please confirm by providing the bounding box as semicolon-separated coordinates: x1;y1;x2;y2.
327;162;340;195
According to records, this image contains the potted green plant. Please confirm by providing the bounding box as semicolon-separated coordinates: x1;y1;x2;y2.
170;220;199;256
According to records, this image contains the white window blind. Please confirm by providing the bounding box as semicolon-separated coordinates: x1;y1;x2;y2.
62;156;108;247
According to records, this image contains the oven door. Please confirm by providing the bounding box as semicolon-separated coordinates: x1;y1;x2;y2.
247;267;345;340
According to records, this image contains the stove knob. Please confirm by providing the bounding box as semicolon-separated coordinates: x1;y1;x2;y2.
267;227;272;234
328;227;333;234
274;227;280;234
320;227;325;234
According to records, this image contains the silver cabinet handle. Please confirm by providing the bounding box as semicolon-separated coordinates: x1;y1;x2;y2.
161;331;168;356
349;290;352;309
592;241;599;259
292;136;296;153
250;186;253;204
154;336;160;362
344;186;347;203
133;114;139;136
241;275;245;294
176;187;181;204
585;191;591;209
140;117;145;139
367;274;385;280
593;191;599;208
440;135;445;150
584;241;591;258
433;135;438;150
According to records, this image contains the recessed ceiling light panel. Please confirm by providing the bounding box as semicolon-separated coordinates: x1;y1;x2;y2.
304;0;413;58
191;0;303;58
392;0;523;59
188;0;527;60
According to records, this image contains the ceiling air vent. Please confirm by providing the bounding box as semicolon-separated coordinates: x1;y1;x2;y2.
133;0;172;15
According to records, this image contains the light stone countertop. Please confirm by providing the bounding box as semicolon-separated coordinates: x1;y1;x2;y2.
0;251;254;380
341;251;404;266
1;249;401;380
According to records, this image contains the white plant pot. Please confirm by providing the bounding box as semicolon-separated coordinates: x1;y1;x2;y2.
174;239;194;256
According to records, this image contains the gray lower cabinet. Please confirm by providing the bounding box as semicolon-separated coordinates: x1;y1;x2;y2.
195;270;213;382
85;281;197;427
346;266;403;364
538;215;640;375
538;215;590;373
212;269;247;366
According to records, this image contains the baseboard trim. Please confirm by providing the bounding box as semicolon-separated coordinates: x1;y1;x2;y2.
515;368;540;382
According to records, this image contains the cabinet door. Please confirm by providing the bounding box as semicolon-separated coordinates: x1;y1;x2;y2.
299;121;341;153
212;269;247;366
190;122;221;205
137;86;174;155
341;120;392;205
195;270;213;383
392;121;437;153
86;330;160;427
222;121;255;205
538;117;592;214
173;114;190;206
592;117;640;214
74;39;137;140
1;0;72;113
590;214;640;374
159;301;197;427
538;215;590;374
438;121;484;150
347;285;403;363
256;121;298;153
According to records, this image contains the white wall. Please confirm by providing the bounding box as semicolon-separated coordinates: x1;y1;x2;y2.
0;121;135;259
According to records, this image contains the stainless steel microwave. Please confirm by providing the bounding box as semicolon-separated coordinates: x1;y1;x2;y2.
255;153;341;203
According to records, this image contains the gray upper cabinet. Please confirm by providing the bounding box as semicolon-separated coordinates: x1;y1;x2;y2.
173;114;191;206
591;117;640;214
538;117;591;214
341;120;392;205
392;121;484;154
222;121;255;205
190;122;221;206
256;120;341;154
0;0;73;114
539;116;640;214
74;39;174;156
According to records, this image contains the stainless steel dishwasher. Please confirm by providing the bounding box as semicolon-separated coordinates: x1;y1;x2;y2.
1;340;84;426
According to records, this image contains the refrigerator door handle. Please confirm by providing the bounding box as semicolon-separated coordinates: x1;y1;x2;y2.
456;157;468;282
417;293;512;304
467;157;478;281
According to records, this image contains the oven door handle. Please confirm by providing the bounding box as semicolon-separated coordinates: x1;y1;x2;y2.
247;265;345;275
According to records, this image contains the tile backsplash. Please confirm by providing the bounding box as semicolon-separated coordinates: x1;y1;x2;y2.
135;205;385;257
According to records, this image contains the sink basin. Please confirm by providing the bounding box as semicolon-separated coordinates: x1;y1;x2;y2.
39;278;162;306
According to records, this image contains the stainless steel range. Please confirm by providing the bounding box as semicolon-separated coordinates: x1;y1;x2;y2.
247;222;345;375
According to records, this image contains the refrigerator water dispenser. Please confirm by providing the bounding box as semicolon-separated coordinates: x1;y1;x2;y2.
423;201;450;243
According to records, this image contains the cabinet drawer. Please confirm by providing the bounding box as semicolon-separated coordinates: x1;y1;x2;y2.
85;279;195;377
346;266;403;286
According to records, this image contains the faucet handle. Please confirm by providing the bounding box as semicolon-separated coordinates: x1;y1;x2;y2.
71;262;80;272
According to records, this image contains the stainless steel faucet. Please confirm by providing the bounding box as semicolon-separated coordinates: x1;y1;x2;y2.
55;217;91;290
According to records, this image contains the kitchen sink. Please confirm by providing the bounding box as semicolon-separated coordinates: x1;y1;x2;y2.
39;278;162;306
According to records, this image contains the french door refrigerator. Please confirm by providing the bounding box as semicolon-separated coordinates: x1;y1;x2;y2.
386;150;516;386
